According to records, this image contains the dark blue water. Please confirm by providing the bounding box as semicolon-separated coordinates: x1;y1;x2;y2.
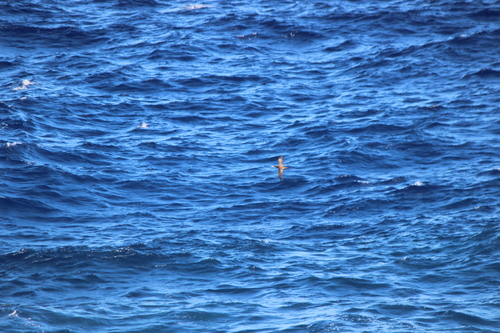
1;1;500;332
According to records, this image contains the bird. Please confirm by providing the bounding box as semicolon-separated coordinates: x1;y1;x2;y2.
273;156;289;181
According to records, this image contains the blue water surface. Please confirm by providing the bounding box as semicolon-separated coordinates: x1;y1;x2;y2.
1;1;500;332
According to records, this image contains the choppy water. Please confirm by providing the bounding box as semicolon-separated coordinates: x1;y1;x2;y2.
1;1;500;332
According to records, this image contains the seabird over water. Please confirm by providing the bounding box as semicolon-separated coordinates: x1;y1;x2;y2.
273;156;289;181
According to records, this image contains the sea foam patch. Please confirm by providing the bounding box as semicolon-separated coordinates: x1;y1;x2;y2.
13;79;35;91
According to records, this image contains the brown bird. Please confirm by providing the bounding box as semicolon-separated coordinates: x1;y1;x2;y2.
273;156;289;181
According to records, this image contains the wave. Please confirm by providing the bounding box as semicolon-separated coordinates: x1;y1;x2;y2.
0;24;109;47
465;67;500;78
0;196;60;216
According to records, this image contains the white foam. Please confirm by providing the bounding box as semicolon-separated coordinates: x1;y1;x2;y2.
185;4;214;10
6;142;22;148
13;79;34;91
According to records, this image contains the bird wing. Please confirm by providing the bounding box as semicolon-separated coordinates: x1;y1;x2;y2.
278;169;283;181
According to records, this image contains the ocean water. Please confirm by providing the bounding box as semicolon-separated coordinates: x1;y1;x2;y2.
1;0;500;332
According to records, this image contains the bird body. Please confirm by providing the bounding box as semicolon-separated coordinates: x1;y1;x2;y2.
273;156;289;181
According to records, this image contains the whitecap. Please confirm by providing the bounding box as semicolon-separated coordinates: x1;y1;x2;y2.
185;4;214;10
13;79;34;91
6;142;22;148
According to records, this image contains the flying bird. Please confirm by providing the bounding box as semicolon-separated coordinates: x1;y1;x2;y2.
273;156;289;181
